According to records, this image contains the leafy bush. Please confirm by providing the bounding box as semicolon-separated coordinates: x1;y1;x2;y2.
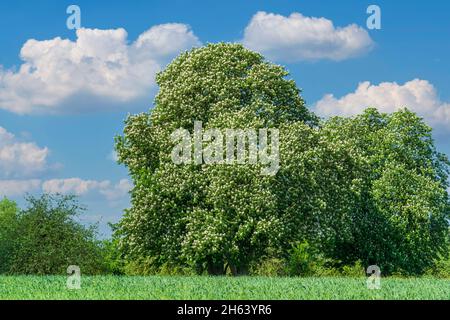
7;194;106;275
101;238;125;275
323;109;450;275
122;256;194;276
341;261;365;277
425;245;450;278
123;256;158;276
286;241;322;276
0;198;19;273
159;263;195;276
250;258;287;277
251;247;365;278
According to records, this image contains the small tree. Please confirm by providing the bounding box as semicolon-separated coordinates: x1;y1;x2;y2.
9;194;106;275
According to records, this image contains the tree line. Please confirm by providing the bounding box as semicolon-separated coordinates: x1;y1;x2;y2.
1;43;449;277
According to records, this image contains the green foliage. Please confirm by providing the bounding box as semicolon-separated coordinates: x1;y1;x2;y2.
122;256;194;276
341;261;365;277
425;243;450;278
426;257;450;278
158;263;195;276
123;256;159;276
250;258;287;277
6;194;106;275
285;241;340;277
277;122;358;256
323;108;450;275
287;241;317;276
101;239;125;275
115;43;319;274
250;253;365;278
114;43;449;277
0;198;19;273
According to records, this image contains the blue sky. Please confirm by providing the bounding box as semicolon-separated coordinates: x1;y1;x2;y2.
1;0;449;235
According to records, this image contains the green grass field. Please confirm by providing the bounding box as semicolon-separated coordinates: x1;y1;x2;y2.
0;276;448;300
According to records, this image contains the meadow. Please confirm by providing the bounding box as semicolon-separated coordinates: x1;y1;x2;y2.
0;276;448;300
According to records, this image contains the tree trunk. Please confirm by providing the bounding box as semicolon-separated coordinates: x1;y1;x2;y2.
207;257;225;275
229;264;249;276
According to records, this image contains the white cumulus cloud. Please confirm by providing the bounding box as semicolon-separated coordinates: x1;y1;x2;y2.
314;79;450;131
315;79;450;134
242;11;374;62
0;177;132;202
42;178;132;201
42;178;110;196
99;179;133;201
0;126;50;178
0;24;201;114
0;179;42;197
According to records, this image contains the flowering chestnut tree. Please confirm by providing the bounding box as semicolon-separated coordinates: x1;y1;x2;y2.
114;43;355;274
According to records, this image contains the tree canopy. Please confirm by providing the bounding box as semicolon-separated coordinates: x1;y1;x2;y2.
115;43;450;276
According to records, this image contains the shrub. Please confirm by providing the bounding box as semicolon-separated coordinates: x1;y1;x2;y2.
287;241;320;276
341;260;365;277
425;247;450;278
0;198;19;274
8;194;106;275
101;238;125;275
323;109;450;275
159;263;195;276
123;256;194;276
250;258;287;277
123;256;159;275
